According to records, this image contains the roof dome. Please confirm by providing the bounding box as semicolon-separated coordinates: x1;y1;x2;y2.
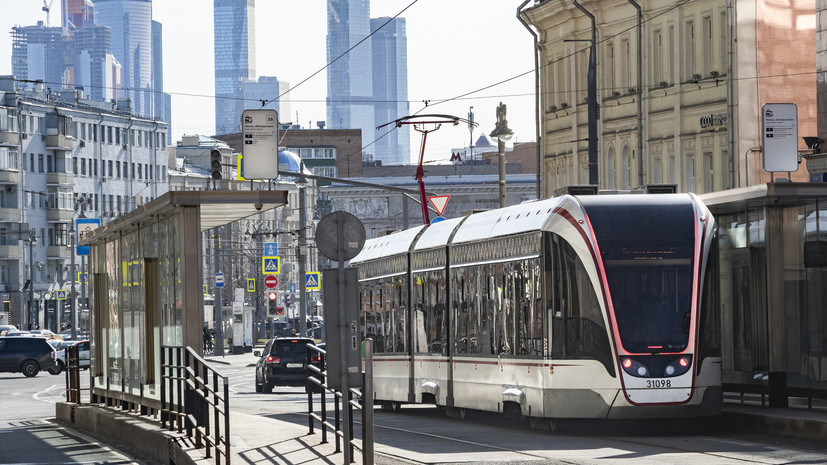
278;149;313;177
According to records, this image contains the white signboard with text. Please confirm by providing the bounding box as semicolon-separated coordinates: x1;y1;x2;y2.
241;109;279;179
762;103;799;173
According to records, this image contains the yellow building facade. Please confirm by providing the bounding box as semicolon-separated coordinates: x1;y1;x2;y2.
522;0;816;195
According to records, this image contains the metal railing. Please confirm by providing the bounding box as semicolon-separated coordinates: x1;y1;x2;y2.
306;340;374;465
161;346;231;465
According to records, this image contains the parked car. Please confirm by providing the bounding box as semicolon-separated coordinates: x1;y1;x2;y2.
0;325;16;336
29;329;61;340
0;336;57;377
48;340;90;375
3;330;34;337
254;337;318;394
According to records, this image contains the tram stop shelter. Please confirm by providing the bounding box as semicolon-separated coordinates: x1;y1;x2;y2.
79;190;287;410
701;182;827;407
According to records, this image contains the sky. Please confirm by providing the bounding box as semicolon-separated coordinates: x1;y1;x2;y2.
0;0;537;163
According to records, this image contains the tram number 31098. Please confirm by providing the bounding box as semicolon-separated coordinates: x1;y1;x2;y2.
646;379;672;388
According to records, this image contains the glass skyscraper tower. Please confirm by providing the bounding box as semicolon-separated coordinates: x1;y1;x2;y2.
94;0;154;116
213;0;256;135
327;0;374;160
371;17;410;165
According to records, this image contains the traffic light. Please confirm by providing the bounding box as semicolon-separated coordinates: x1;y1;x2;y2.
210;149;222;180
276;306;284;316
268;292;277;315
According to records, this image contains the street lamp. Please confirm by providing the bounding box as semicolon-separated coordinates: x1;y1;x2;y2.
69;224;77;340
490;102;514;208
25;229;37;330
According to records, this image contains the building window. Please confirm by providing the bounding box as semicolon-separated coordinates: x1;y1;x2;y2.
720;9;727;76
108;160;113;177
138;164;142;179
652;156;663;184
685;153;695;192
30;153;34;172
704;152;714;192
684;19;695;80
116;128;120;145
621;146;631;190
38;154;44;173
621;38;630;90
668;154;676;184
116;161;121;178
667;24;675;82
607;147;616;189
606;41;615;96
81;123;86;140
702;15;713;75
81;158;87;176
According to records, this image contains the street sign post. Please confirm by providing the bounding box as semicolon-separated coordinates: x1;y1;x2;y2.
247;278;255;292
241;109;279;179
762;103;799;173
264;275;278;289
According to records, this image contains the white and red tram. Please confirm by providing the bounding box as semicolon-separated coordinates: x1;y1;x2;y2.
349;193;721;421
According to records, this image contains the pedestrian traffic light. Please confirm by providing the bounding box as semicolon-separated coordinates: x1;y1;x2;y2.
276;306;284;316
210;149;222;180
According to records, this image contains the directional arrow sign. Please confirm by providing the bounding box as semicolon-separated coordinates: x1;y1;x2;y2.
263;242;278;257
262;256;281;274
428;195;450;217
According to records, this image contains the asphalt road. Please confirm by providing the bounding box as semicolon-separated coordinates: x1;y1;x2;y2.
0;370;159;465
215;352;827;465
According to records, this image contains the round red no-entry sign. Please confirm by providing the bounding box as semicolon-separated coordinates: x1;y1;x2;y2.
264;275;278;288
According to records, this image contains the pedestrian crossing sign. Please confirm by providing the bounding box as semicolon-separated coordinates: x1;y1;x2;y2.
305;272;321;290
56;290;67;300
247;278;256;292
262;256;280;275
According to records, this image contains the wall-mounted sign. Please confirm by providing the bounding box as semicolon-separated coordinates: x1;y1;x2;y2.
699;113;727;129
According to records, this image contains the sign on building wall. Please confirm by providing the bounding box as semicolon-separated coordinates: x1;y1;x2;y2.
762;103;799;173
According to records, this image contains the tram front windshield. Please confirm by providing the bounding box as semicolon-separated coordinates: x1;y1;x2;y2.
583;199;695;354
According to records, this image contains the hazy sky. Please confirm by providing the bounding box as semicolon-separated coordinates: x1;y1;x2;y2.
1;0;537;162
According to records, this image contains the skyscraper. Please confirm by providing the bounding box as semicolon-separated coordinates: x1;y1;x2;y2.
62;0;95;31
213;0;256;135
94;0;154;116
371;17;409;165
327;0;374;160
152;20;172;143
71;25;120;101
10;23;67;90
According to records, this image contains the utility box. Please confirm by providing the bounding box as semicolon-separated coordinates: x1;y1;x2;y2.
323;268;362;389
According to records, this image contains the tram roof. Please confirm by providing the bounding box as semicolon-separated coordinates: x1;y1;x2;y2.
413;216;465;250
451;197;561;244
350;225;425;263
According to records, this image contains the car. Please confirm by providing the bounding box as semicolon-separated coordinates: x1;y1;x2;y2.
254;337;318;394
3;330;35;337
0;324;17;335
49;340;90;374
272;322;292;338
29;329;62;340
0;336;57;377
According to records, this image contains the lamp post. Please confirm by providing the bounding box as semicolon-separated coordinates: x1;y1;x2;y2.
490;102;514;208
69;225;77;340
26;229;37;330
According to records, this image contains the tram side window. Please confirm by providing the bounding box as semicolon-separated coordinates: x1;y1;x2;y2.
413;270;446;354
392;276;407;353
548;233;615;376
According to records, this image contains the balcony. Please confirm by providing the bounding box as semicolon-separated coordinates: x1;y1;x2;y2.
46;208;73;222
46;172;71;185
0;207;21;222
47;245;71;259
0;245;22;259
45;134;75;151
0;130;18;146
0;170;20;184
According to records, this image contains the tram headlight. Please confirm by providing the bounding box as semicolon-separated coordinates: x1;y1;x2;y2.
665;356;692;377
620;357;650;378
620;355;693;378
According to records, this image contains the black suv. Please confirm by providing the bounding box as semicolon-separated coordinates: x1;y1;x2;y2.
0;336;57;377
255;337;317;393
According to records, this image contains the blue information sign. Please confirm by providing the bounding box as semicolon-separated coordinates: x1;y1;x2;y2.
76;218;101;256
263;242;278;257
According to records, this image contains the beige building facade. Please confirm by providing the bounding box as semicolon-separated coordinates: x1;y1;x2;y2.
522;0;816;195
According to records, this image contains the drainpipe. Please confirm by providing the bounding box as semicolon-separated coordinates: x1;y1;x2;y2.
627;0;644;187
726;0;736;188
572;0;599;186
517;0;543;199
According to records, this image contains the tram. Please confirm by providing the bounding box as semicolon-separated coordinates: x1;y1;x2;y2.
349;193;722;422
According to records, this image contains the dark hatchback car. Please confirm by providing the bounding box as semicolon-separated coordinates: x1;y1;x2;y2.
254;337;318;393
0;336;57;377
